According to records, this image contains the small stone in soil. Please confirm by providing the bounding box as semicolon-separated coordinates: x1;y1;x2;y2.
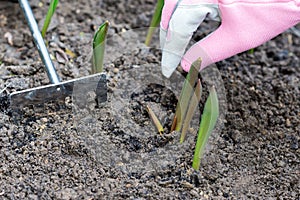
113;68;119;74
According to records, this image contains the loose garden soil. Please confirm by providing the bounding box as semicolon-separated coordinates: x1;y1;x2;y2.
0;0;299;199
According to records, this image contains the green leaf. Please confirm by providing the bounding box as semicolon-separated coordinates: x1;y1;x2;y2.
41;0;59;38
192;86;219;170
180;79;202;143
92;21;109;74
145;0;164;46
248;48;254;54
172;58;201;132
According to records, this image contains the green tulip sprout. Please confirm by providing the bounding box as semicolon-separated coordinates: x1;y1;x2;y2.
192;86;219;170
92;21;109;74
41;0;59;38
180;79;202;143
145;0;164;46
145;57;219;170
172;58;202;133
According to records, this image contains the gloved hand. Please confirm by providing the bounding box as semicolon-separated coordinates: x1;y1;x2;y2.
160;0;300;78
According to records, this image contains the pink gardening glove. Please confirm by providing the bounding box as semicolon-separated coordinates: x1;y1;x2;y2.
160;0;300;78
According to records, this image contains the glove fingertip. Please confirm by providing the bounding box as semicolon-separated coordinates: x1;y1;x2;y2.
181;58;191;72
161;51;181;78
161;67;174;78
161;60;177;78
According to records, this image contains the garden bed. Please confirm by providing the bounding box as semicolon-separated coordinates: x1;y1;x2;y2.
0;0;299;199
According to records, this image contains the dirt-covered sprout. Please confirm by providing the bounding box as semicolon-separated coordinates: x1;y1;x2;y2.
145;0;164;46
92;21;109;74
146;105;164;135
41;0;59;38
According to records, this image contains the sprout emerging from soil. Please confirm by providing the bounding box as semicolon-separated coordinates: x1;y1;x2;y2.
146;105;164;135
180;79;202;143
146;58;219;170
41;0;59;38
145;0;164;46
172;58;202;137
147;58;201;136
192;86;219;170
92;21;109;74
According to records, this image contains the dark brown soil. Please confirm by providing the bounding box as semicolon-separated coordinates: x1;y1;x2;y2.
0;0;299;199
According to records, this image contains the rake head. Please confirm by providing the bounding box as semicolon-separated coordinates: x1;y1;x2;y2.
0;73;107;118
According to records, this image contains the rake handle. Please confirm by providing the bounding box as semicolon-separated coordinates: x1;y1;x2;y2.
18;0;60;84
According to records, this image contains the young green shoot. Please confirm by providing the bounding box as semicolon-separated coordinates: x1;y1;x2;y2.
92;21;109;74
248;48;254;54
172;58;202;132
146;105;164;135
145;0;164;46
192;86;219;171
41;0;59;38
143;56;219;170
180;79;202;143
